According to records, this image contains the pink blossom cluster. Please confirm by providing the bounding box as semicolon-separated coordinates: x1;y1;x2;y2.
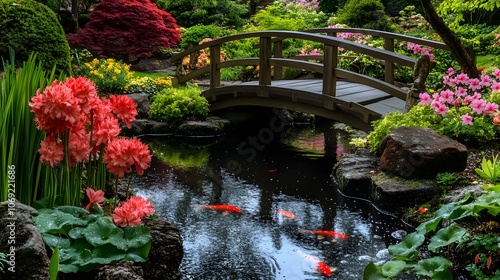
418;68;500;126
29;77;151;178
112;196;155;227
327;24;372;51
284;0;319;11
299;45;322;56
407;42;435;60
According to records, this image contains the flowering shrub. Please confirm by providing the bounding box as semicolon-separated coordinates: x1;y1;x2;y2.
29;76;151;206
182;38;228;71
283;0;320;12
124;76;173;95
76;58;134;93
33;188;155;273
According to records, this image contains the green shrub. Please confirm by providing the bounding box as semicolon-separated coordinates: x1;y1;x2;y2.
75;58;134;93
153;0;249;29
336;0;394;31
0;0;72;74
180;25;236;50
148;86;209;123
453;24;497;56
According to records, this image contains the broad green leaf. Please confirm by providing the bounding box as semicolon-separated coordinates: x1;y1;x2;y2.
49;246;59;280
41;233;71;250
388;232;425;261
34;209;88;234
482;184;500;192
381;260;407;277
462;192;500;216
434;200;468;221
428;225;467;252
414;256;452;279
416;217;442;235
363;262;390;280
81;217;127;249
123;224;152;249
55;206;89;216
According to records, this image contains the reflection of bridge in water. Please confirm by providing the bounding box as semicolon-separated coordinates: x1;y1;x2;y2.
170;28;449;132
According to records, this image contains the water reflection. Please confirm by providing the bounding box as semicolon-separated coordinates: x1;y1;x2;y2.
134;112;410;279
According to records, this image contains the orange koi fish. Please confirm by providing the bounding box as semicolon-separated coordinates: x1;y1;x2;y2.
276;210;296;220
198;204;242;214
299;229;348;240
295;250;336;277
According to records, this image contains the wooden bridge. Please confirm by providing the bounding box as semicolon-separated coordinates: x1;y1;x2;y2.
170;28;449;132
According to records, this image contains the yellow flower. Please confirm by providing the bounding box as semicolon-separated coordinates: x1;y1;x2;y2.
114;69;121;75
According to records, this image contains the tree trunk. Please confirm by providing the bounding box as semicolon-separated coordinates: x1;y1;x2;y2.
420;0;480;78
72;0;79;29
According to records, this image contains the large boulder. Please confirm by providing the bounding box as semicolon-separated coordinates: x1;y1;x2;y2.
379;127;468;179
140;217;184;280
0;200;50;279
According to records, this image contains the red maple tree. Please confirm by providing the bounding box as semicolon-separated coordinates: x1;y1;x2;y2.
67;0;181;61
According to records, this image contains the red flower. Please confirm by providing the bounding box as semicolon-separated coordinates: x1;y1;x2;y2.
103;137;151;178
112;196;155;227
29;81;81;134
64;76;97;115
92;117;121;148
84;188;106;210
38;134;64;167
109;95;137;128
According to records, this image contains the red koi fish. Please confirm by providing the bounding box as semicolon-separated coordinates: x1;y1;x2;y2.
300;229;348;240
198;204;242;215
295;250;336;277
276;210;296;220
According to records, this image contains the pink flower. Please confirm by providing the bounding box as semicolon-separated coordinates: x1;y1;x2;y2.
64;76;97;115
29;81;81;134
419;92;431;104
493;115;500;126
447;68;455;76
463;95;474;105
439;89;454;104
455;87;467;98
435;104;449;116
103;137;152;178
492;81;500;93
480;75;492;87
112;196;155;227
38;134;64;167
468;78;482;91
455;73;470;85
461;114;473;126
69;124;91;166
92;117;121;148
443;75;456;87
109;95;138;128
484;102;499;115
470;99;486;114
494;69;500;79
85;188;106;210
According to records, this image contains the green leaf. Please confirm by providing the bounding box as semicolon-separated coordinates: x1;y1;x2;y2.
416;216;442;235
388;232;425;261
123;224;152;249
363;262;390;280
414;256;452;279
482;184;500;192
49;246;59;280
428;225;467;252
34;209;88;235
81;217;127;250
381;260;408;277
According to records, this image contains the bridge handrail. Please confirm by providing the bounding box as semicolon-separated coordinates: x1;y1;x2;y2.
169;30;419;99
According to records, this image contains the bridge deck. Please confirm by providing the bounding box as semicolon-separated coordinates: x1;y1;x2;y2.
212;79;407;116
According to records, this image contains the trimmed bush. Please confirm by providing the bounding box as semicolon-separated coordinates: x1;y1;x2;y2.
148;86;209;123
66;0;181;62
0;0;72;74
336;0;394;31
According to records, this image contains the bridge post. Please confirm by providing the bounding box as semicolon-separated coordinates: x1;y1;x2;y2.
259;36;272;86
210;45;221;89
273;40;283;80
322;44;337;96
384;38;395;85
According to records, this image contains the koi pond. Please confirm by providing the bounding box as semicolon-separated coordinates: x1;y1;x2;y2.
133;108;413;280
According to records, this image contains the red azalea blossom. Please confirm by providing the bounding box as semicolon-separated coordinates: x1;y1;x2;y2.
65;76;97;114
103;137;151;178
109;95;137;128
112;196;154;227
85;188;106;210
29;81;81;134
38;134;64;167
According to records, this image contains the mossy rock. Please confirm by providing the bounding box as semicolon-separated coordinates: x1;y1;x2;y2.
0;0;72;75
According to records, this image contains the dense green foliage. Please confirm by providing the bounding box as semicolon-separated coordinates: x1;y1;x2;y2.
437;0;500;27
148;86;209;123
0;0;72;74
33;206;151;273
180;25;236;50
153;0;249;29
336;0;394;31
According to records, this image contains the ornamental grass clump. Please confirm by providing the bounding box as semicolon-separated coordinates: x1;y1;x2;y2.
29;76;151;206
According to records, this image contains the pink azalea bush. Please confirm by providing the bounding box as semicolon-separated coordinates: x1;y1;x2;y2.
417;68;500;142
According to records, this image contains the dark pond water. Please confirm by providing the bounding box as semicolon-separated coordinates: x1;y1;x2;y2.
133;108;412;280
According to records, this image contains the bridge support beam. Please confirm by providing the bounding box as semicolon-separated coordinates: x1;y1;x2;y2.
259;36;272;86
210;45;221;89
322;45;337;96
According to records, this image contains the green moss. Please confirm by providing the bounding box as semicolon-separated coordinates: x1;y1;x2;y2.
0;0;71;75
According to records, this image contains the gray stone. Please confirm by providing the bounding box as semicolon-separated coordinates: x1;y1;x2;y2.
0;200;49;280
96;261;144;280
379;126;468;179
120;119;176;136
127;93;150;119
175;116;230;137
444;184;486;203
333;150;378;200
140;217;183;280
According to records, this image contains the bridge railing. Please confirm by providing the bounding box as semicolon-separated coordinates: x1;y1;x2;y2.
169;30;447;101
